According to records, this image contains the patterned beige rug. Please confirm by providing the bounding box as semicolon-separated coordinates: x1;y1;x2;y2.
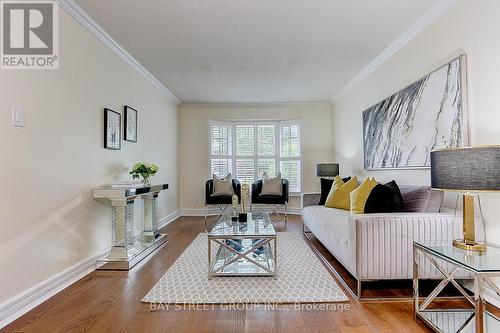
142;232;348;304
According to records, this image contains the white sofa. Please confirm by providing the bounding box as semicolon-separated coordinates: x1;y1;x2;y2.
301;186;462;297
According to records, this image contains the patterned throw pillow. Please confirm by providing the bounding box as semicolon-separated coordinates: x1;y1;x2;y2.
212;173;234;196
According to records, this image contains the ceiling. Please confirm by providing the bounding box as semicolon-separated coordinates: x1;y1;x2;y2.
74;0;440;103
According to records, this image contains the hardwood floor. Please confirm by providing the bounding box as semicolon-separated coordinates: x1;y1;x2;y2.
2;215;451;333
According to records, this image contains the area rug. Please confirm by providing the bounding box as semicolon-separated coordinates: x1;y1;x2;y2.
142;232;348;304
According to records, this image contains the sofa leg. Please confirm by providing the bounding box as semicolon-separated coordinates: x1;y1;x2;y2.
303;222;311;234
357;280;363;299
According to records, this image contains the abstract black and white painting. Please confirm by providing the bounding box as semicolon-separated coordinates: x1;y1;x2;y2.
363;56;467;169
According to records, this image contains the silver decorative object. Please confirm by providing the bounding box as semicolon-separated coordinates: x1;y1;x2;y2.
231;194;238;217
241;184;250;213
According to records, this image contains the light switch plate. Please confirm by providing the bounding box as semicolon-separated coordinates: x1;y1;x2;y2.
11;106;25;127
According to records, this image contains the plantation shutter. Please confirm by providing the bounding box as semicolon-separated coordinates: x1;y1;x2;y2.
209;121;233;177
257;124;276;177
279;123;302;193
235;124;255;185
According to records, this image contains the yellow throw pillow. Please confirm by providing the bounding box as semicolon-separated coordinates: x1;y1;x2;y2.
325;176;358;210
333;175;343;186
350;177;378;214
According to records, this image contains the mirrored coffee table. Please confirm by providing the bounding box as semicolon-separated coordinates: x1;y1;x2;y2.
208;212;277;278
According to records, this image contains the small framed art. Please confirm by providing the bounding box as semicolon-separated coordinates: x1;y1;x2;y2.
124;105;138;142
104;108;121;150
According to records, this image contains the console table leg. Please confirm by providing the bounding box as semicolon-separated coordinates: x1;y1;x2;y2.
142;192;160;243
108;198;136;260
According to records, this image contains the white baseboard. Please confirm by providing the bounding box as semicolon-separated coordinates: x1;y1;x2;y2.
180;207;301;216
158;210;182;229
0;250;107;329
0;210;181;329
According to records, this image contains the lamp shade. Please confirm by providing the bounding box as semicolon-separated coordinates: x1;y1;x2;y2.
430;146;500;191
316;163;339;177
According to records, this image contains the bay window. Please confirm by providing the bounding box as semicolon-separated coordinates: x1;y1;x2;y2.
208;120;302;193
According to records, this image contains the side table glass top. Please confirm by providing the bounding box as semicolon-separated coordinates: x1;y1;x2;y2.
414;241;500;273
208;212;276;238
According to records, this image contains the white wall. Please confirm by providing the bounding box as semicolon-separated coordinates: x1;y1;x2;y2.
331;0;500;245
0;9;179;305
179;103;334;211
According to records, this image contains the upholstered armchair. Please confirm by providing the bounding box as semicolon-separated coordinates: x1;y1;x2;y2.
251;179;289;226
205;178;241;222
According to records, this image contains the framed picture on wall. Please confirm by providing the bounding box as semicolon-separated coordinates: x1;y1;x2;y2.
124;105;138;142
104;108;121;150
362;55;468;169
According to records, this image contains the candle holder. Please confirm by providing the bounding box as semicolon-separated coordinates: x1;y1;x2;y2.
239;184;250;223
231;194;239;222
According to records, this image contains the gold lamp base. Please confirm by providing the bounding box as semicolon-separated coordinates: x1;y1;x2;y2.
452;193;487;252
453;239;487;252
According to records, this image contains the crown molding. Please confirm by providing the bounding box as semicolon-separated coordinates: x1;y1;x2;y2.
330;0;457;104
58;0;181;105
180;101;330;110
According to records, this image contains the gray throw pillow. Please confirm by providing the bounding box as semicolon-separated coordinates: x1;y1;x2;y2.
399;185;444;213
261;172;283;196
212;173;234;196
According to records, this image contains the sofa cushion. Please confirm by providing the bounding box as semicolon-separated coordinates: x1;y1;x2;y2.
318;177;351;205
302;205;356;276
252;195;285;204
399;185;444;213
364;180;404;213
206;195;233;205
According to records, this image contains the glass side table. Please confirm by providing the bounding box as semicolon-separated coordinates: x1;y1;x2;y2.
413;241;500;332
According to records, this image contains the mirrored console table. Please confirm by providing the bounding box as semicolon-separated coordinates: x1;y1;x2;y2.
93;184;168;270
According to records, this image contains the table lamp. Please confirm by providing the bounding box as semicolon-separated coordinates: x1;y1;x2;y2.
317;163;339;178
430;146;500;252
